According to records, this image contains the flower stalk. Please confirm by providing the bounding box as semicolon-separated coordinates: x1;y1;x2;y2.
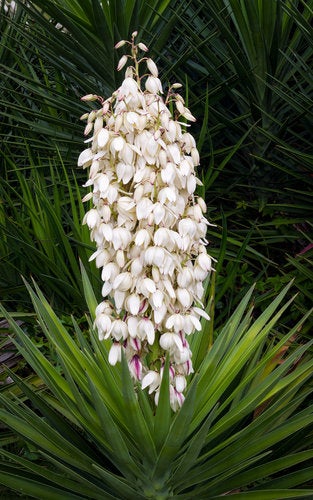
80;32;213;411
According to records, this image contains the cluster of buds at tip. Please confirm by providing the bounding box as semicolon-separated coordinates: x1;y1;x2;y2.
79;32;214;411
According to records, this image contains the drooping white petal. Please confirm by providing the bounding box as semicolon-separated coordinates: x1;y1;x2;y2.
97;128;109;148
142;371;160;393
125;293;141;315
110;319;128;341
108;343;122;365
193;306;210;321
145;76;163;94
82;209;100;229
150;289;164;309
78;148;93;167
136;198;154;220
176;288;193;309
127;316;139;338
112;272;133;291
114;290;126;311
175;375;187;393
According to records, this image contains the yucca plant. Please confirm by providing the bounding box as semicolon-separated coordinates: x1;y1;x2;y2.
1;29;313;499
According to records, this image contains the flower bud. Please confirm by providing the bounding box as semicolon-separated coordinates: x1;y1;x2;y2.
81;94;98;101
138;42;149;52
146;58;158;77
114;40;126;49
117;55;128;71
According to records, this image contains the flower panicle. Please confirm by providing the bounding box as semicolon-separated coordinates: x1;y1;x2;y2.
80;35;214;411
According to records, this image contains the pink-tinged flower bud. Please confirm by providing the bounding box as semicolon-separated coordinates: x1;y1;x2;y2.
138;42;149;52
102;101;110;114
84;123;93;136
117;55;128;71
146;58;158;77
131;31;138;37
171;83;183;89
81;94;98;101
114;39;126;49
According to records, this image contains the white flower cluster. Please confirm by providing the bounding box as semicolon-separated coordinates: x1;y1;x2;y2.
80;32;213;411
